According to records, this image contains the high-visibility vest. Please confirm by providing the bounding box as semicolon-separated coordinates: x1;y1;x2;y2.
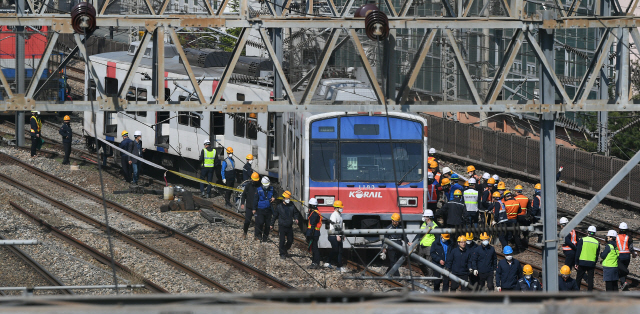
514;194;529;215
578;237;599;262
427;185;438;203
420;221;438;247
617;234;630;254
435;173;442;183
504;199;520;220
463;189;478;212
30;116;42;133
203;149;216;167
602;244;619;268
562;230;577;251
307;210;323;231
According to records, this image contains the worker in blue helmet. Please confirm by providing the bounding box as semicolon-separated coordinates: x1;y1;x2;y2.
495;246;522;291
448;173;464;201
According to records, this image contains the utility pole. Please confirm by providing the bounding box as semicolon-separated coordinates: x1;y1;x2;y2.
273;0;284;176
15;0;25;147
539;10;558;292
598;0;610;156
480;0;490;127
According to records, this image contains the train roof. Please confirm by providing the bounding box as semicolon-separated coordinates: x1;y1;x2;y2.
90;51;226;78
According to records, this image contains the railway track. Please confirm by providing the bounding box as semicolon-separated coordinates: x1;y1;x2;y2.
0;234;74;295
0;152;295;291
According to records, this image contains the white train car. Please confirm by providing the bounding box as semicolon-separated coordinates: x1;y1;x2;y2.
83;42;278;177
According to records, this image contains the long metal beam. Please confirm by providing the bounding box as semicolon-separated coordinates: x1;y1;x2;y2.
485;29;524;104
573;31;615;104
525;30;572;105
118;31;153;99
259;28;296;104
167;28;206;103
397;29;436;104
300;28;342;105
26;32;58;99
74;33;105;99
445;29;483;105
347;29;385;104
211;27;250;104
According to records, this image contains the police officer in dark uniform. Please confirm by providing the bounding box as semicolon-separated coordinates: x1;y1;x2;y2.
59;115;73;165
241;172;260;239
243;154;254;181
30;111;42;157
270;190;301;259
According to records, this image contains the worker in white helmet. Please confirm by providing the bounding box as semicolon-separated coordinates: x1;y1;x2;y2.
559;217;578;269
601;230;620;291
129;130;145;185
617;222;637;290
575;226;599;291
418;209;438;277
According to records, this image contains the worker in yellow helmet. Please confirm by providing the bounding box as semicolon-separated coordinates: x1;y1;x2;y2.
517;265;542;291
381;213;411;277
431;233;453;292
445;235;472;291
270;191;301;259
119;130;134;182
29;110;42;157
476;233;497;291
324;200;346;272
559;265;579;291
59;115;73;165
531;183;542;221
241;172;261;239
243;154;254;181
437;189;466;228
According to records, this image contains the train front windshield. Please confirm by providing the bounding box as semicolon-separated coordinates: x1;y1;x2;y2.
308;115;426;215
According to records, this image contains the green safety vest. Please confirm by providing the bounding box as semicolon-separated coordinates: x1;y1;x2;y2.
602;244;619;268
579;237;599;262
203;148;216;167
420;221;438;247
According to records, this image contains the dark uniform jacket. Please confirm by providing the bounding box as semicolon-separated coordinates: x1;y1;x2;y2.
306;209;321;237
271;202;301;228
128;140;143;163
445;246;474;276
30;115;41;137
558;276;579;291
437;197;466;226
517;277;542;291
119;138;133;163
430;238;453;268
242;162;253;181
384;223;410;247
475;244;497;274
59;123;72;143
240;182;259;211
496;259;522;290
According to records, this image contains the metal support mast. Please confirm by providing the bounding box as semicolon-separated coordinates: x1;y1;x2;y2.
598;0;611;156
539;10;558;292
15;0;26;147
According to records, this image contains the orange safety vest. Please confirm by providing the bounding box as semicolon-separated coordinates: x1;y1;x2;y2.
504;199;520;220
427;185;438;203
617;234;630;254
435;173;442;183
307;210;323;231
562;230;577;251
514;194;529;215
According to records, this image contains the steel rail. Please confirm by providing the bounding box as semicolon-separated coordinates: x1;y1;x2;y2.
0;152;294;290
7;202;168;294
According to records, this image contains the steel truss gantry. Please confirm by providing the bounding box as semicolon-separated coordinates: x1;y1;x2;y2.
3;0;640;293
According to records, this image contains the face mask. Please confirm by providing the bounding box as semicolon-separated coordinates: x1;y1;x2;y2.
562;275;569;280
482;240;489;246
506;255;513;261
337;208;343;213
228;154;233;158
248;160;253;165
422;217;426;222
284;199;290;204
466;240;472;245
525;275;531;280
262;183;269;189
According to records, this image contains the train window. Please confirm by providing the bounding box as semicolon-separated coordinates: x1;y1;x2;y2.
165;88;171;101
137;111;147;117
237;93;245;101
309;141;337;181
137;88;147;101
234;114;245;137
211;112;225;136
177;111;202;127
126;87;137;101
246;114;257;140
178;111;190;125
104;77;118;97
354;124;379;135
104;111;118;136
192;111;202;128
339;142;423;182
157;111;170;124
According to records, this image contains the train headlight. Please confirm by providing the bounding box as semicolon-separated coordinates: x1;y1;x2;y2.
315;196;335;206
398;197;418;207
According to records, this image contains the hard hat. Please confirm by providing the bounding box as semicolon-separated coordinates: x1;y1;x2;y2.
482;173;491;180
463;181;469;187
428;172;434;179
560;265;571;275
428;160;438;169
457;235;467;242
282;190;292;199
63;115;71;121
308;198;318;206
134;130;142;136
497;182;506;190
487;178;496;184
391;213;401;222
620;222;628;230
423;209;434;217
465;232;474;240
503;246;513;254
429;148;436;154
441;178;451;186
251;172;260;181
204;139;211;145
333;200;343;208
442;167;451;174
246;154;253;160
514;185;523;191
479;232;490;240
503;190;512;197
121;130;129;136
31;110;38;113
467;165;476;173
587;226;597;233
442;234;450;240
607;230;618;237
492;191;501;198
261;176;270;185
559;217;569;224
226;147;234;153
534;183;541;189
453;189;462;196
523;264;533;275
468;178;476;184
451;174;459;180
492;174;500;181
249;113;257;119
